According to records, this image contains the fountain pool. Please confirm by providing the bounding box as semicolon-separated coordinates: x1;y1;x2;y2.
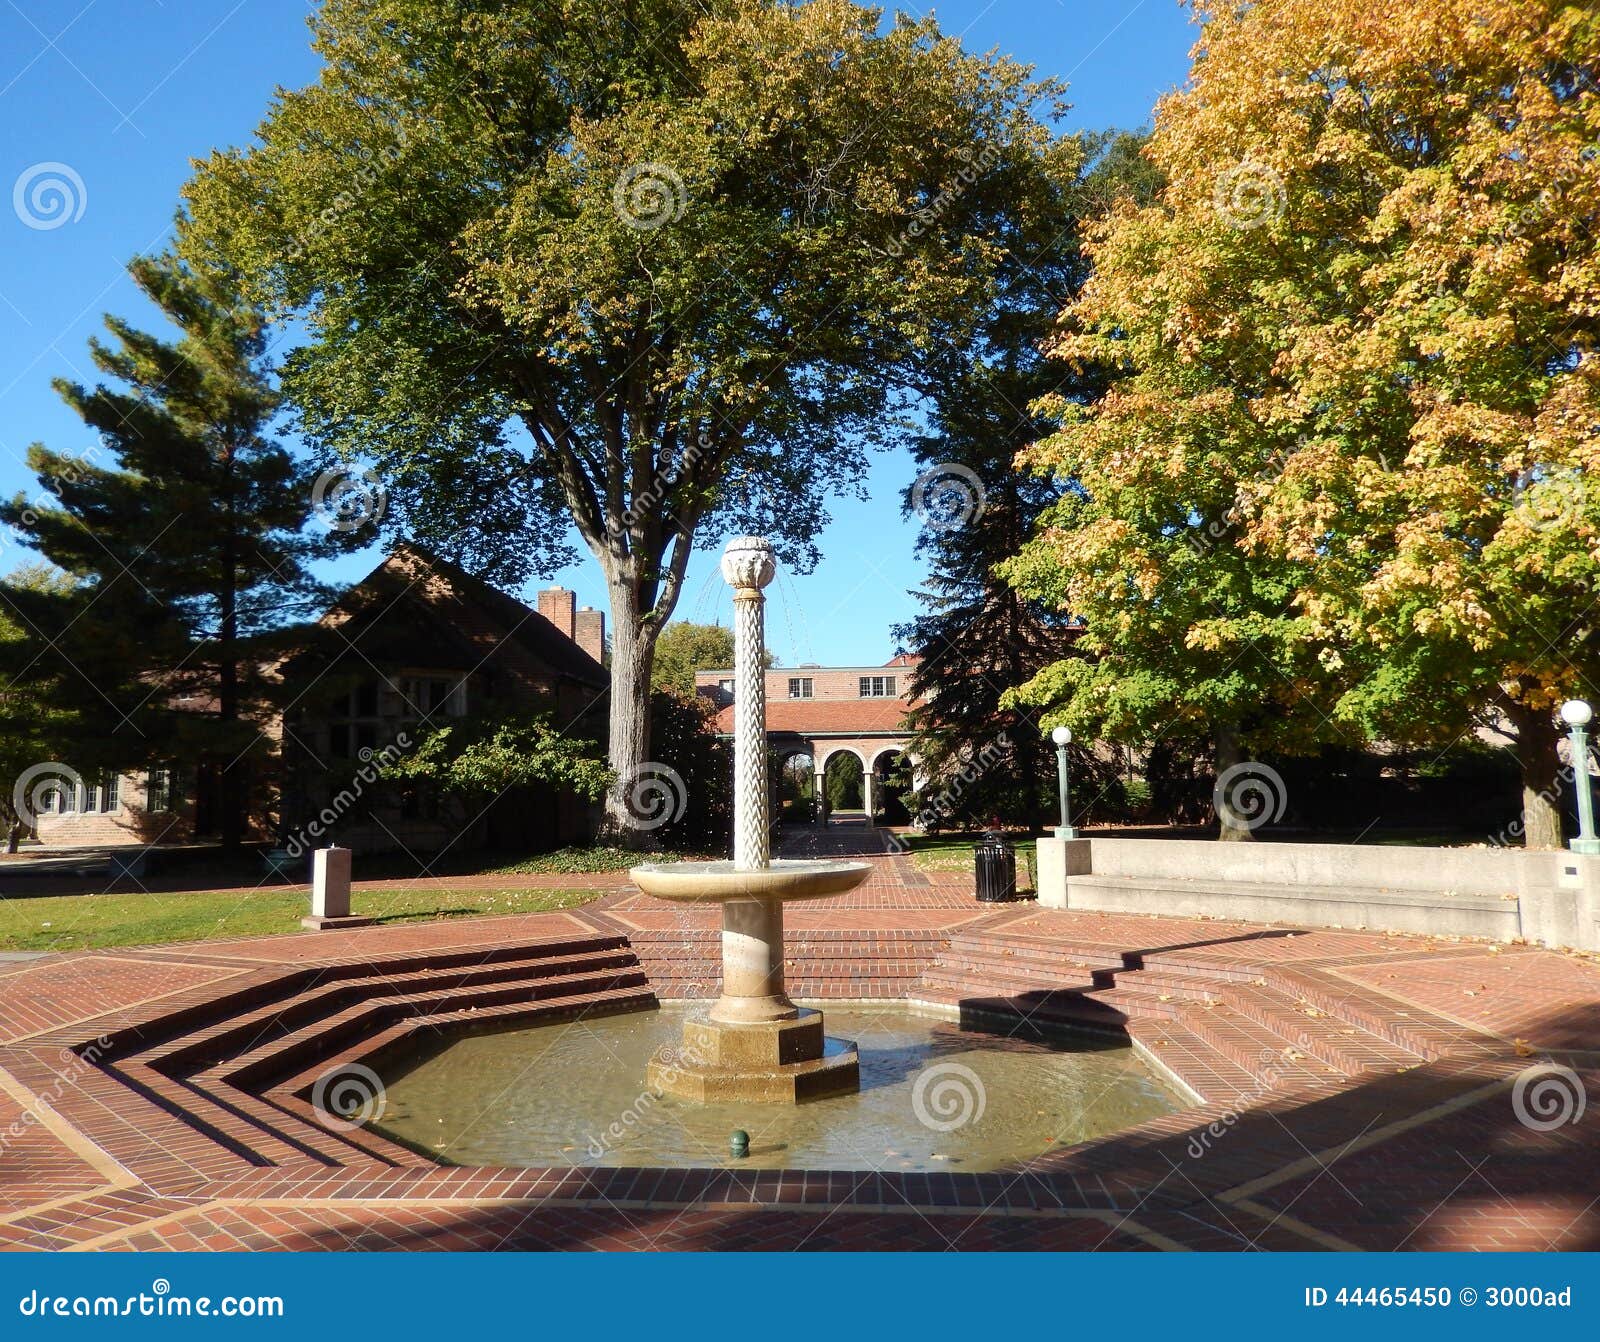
369;1006;1186;1172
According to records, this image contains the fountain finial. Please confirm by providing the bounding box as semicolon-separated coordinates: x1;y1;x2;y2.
720;535;776;592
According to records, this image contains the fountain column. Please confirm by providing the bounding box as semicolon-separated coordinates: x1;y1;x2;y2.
713;538;795;1025
727;539;772;869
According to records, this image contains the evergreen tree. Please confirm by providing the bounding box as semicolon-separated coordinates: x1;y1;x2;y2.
896;132;1161;829
0;256;335;850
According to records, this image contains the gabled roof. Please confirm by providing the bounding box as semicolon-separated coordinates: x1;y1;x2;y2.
316;543;608;691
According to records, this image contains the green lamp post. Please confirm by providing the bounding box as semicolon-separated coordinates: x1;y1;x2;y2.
1561;700;1600;855
1050;725;1076;840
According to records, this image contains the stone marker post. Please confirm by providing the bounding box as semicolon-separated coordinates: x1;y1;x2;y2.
302;846;374;931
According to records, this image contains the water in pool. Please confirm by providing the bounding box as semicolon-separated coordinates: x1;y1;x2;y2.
371;1006;1184;1172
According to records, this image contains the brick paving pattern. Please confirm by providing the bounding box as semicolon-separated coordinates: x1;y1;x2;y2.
1;824;1596;1251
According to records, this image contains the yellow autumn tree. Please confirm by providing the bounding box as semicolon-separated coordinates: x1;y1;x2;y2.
1011;0;1600;847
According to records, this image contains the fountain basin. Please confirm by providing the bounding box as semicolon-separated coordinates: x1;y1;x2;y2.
628;858;872;902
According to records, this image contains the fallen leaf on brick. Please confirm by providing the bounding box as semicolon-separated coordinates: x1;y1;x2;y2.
1514;1038;1536;1057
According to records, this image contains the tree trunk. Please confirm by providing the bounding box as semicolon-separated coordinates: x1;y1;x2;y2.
600;578;659;849
6;820;19;855
1214;724;1255;842
1508;702;1563;849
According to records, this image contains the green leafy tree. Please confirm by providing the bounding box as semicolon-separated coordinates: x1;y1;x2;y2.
0;256;335;850
899;130;1160;830
383;710;612;800
177;0;1073;842
651;622;735;695
1010;0;1600;847
0;565;85;852
826;751;864;812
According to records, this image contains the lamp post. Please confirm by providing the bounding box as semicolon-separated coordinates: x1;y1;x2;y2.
1050;725;1076;840
1561;700;1600;855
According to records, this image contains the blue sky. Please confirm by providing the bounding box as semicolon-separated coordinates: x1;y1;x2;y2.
0;0;1197;665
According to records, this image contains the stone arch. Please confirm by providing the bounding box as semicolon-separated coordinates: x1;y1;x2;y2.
870;747;915;827
775;747;816;824
819;747;867;817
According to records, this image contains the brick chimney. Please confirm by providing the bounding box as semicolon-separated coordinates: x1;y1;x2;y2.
574;606;606;664
537;586;576;638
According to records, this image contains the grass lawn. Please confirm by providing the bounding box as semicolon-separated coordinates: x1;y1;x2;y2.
0;884;603;954
896;832;1037;894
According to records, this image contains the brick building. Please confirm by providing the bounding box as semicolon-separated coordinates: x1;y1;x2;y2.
30;545;610;852
695;653;924;825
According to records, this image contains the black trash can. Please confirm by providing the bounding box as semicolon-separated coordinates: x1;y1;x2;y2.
974;830;1018;902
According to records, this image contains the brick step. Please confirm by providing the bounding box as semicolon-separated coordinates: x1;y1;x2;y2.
1271;973;1472;1062
140;1059;406;1171
913;979;1185;1028
121;1059;344;1171
918;956;1205;1013
10;1051;267;1186
944;932;1273;985
1180;1004;1343;1089
924;952;1224;1005
1123;1020;1267;1104
190;983;659;1171
264;983;659;1104
215;967;651;1089
99;935;634;1057
1216;984;1427;1074
148;949;642;1069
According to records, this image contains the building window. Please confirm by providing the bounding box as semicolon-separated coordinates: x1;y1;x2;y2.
101;775;119;812
146;769;173;814
718;678;735;695
858;675;896;698
788;677;813;699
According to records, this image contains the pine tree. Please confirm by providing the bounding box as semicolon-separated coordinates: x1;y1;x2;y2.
896;132;1161;829
0;255;335;850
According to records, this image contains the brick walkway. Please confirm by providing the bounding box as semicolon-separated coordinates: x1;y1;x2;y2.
1;826;1596;1252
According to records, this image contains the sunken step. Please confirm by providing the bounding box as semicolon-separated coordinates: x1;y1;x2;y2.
215;967;652;1090
148;946;641;1071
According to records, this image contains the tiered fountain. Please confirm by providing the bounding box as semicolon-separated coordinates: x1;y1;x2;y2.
629;537;870;1102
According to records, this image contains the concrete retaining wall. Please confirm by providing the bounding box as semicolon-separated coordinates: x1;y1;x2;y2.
1035;836;1600;952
